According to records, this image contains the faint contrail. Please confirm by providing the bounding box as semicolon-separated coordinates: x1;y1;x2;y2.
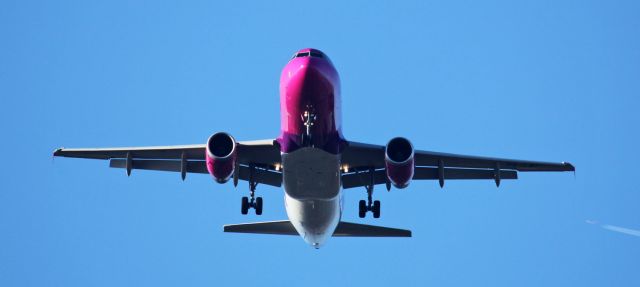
602;225;640;237
586;220;640;238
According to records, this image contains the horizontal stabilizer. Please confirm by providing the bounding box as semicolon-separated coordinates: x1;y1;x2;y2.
223;220;411;237
334;221;411;237
224;220;298;235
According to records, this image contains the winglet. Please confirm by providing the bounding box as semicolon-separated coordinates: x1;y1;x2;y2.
53;148;63;157
562;162;575;172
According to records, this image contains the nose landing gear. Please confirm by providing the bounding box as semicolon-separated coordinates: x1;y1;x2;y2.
358;168;381;218
301;105;316;147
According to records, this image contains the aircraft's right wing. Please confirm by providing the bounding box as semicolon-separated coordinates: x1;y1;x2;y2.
54;139;283;187
341;141;574;189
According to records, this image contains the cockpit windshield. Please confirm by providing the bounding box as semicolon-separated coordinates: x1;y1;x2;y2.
290;50;324;60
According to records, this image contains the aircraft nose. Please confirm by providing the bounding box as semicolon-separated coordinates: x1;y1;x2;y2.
287;58;331;89
289;57;315;78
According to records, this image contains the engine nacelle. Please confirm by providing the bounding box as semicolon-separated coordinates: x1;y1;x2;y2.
206;132;237;183
385;137;415;189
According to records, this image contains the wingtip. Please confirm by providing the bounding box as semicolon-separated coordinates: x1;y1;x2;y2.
52;147;63;157
222;225;234;233
562;162;575;172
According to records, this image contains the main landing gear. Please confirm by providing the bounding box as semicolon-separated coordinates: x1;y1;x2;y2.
241;165;263;215
358;168;381;218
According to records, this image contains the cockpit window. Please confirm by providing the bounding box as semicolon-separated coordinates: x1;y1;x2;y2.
290;51;324;60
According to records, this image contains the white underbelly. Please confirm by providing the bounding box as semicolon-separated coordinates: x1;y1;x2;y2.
281;147;342;247
284;194;340;247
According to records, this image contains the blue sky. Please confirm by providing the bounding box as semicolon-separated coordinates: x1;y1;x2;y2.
1;0;639;286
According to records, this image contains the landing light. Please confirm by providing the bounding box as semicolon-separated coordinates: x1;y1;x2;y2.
274;163;281;171
342;165;349;173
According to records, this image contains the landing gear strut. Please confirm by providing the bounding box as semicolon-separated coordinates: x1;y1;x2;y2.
358;168;381;218
301;105;316;147
241;165;263;215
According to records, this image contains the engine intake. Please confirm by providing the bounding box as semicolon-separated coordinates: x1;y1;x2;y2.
206;132;237;183
385;137;415;188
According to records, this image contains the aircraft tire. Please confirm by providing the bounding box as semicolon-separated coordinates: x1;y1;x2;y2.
372;200;381;218
358;200;366;218
241;197;249;215
255;197;263;215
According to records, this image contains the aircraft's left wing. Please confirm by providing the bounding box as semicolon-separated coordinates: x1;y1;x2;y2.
53;140;283;187
341;141;574;189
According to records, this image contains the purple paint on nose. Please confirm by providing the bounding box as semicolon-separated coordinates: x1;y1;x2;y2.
278;49;344;154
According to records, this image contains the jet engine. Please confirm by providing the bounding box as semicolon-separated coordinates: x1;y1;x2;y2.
384;137;415;188
206;132;237;183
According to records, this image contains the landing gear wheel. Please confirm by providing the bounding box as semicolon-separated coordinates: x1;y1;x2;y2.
255;197;263;215
372;200;381;218
358;200;367;218
241;197;249;215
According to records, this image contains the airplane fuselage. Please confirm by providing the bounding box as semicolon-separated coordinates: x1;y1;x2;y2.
277;49;344;247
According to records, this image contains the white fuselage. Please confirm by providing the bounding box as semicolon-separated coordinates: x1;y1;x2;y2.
281;147;343;248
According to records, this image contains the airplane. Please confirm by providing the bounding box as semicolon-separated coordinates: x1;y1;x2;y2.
54;48;575;249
